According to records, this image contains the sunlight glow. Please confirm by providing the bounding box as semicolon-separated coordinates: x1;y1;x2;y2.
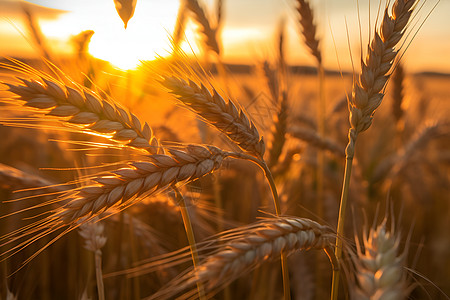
38;0;180;70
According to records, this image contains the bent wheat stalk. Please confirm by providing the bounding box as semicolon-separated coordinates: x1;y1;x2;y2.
332;1;418;298
148;217;336;300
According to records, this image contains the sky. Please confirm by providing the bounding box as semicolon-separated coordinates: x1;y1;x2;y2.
0;0;448;72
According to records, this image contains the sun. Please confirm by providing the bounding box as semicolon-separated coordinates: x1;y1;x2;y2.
88;27;170;70
37;1;180;70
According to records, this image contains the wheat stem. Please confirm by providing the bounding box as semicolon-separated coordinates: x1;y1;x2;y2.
174;188;206;300
331;130;356;300
227;152;291;299
94;250;105;300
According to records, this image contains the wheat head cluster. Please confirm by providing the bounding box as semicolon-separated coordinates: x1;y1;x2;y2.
0;0;449;299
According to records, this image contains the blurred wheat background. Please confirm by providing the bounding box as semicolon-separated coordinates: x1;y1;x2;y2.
0;0;449;299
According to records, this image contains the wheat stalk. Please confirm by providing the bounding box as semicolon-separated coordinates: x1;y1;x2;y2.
268;91;288;168
1;69;160;154
149;216;336;300
79;219;107;300
391;63;405;127
161;75;265;159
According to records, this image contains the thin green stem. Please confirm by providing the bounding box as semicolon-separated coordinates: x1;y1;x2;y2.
331;136;356;300
174;187;206;300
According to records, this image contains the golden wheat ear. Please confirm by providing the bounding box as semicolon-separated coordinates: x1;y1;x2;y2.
0;61;161;154
148;216;336;300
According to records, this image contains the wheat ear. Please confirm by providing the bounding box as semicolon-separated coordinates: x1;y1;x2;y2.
161;76;265;159
333;1;418;298
1;70;160;154
296;0;322;64
351;219;408;299
149;217;336;300
55;145;227;223
185;0;221;55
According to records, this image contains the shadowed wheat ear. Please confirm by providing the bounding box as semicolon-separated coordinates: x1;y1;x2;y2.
296;0;322;64
0;65;160;154
148;217;337;300
333;1;419;298
351;218;408;299
161;75;265;159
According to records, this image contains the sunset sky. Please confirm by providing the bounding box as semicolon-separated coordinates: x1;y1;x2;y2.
0;0;448;72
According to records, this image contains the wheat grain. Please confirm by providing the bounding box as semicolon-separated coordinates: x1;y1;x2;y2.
391;63;405;126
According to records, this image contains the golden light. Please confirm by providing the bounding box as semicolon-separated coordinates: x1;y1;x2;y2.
37;0;181;70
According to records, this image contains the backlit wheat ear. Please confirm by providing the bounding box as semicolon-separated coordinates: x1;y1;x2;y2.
296;0;322;64
185;0;221;55
161;75;265;159
351;219;408;300
348;0;417;142
0;144;228;263
1;71;160;154
56;144;228;223
149;217;336;300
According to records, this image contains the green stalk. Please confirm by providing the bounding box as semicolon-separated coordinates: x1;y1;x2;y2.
331;131;357;300
174;188;206;300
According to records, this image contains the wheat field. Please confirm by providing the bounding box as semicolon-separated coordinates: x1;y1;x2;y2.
0;0;449;299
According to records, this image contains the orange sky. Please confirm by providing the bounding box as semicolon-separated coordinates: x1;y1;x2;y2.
1;0;449;72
